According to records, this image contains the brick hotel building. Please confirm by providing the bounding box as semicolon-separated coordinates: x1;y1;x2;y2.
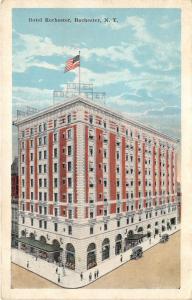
15;96;178;273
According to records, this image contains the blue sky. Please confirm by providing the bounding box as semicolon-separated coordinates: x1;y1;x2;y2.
12;8;181;158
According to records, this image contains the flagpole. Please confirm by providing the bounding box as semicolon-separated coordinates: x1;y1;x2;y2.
79;50;80;95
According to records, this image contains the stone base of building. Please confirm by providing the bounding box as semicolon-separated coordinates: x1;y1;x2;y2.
11;225;180;288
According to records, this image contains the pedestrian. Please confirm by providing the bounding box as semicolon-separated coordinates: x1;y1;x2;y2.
58;274;60;283
56;267;58;274
120;254;123;263
94;270;97;280
89;272;92;282
27;260;29;268
80;272;83;281
96;269;99;278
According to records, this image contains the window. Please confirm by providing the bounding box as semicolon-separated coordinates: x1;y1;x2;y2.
39;220;42;228
22;179;25;187
31;179;33;187
127;218;129;224
68;209;72;219
30;153;33;161
68;225;72;235
67;114;71;124
39;192;42;201
39;137;42;146
89;146;93;156
54;223;58;231
30;140;33;148
31;192;33;200
90;226;94;234
44;221;47;229
68;161;72;172
117;220;120;227
104;164;107;172
22;167;25;175
117;207;120;213
44;164;47;173
54;193;58;202
22;154;24;162
22;203;25;211
44;192;47;201
39;178;42;187
68;193;72;203
104;149;107;158
39;206;42;214
44;207;47;215
68;145;72;155
43;123;47;131
68;178;72;188
39;165;42;174
44;150;47;159
117;152;120;160
90;211;94;218
89;115;93;124
54;148;57;158
55;208;58;216
39;124;42;133
43;179;46;188
104;209;107;216
54;133;57;143
54;120;57;128
31;205;33;212
31;218;33;226
67;129;72;139
104;223;107;231
22;217;25;224
22;131;25;138
54;178;58;188
54;163;57;173
30;166;33;174
39;151;42;160
43;136;47;145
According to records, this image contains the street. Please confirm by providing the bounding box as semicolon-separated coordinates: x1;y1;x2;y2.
11;231;180;289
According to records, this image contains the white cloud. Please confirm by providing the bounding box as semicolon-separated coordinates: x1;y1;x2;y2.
61;67;132;88
13;31;141;73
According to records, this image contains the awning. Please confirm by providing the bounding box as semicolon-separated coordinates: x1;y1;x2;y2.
17;237;63;253
127;234;146;241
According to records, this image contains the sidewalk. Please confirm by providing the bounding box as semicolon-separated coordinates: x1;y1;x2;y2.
12;226;180;288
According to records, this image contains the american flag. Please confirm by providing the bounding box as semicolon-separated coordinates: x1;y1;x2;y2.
64;54;80;73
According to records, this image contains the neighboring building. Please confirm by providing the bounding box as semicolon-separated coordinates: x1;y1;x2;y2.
14;96;179;273
11;157;19;247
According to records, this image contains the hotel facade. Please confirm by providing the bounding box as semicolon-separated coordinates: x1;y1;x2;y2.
15;96;178;273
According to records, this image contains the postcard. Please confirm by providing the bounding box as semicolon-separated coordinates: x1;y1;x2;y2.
1;0;192;299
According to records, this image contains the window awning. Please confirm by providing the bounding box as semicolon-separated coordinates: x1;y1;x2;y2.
127;234;146;241
17;237;63;253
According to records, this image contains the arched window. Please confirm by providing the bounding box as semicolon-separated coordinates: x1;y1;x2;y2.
21;230;26;237
29;233;35;240
40;236;46;244
102;238;110;261
138;227;143;232
66;243;75;270
128;230;134;236
87;243;97;269
147;224;151;229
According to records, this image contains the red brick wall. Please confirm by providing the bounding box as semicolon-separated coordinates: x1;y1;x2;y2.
26;139;30;200
73;125;77;205
109;133;116;213
135;140;138;210
59;128;67;203
142;142;146;208
85;126;89;203
48;132;53;201
158;147;162;205
152;145;156;206
34;136;38;200
121;136;126;212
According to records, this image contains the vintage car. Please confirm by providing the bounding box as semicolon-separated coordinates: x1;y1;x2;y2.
160;233;169;243
130;246;143;260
